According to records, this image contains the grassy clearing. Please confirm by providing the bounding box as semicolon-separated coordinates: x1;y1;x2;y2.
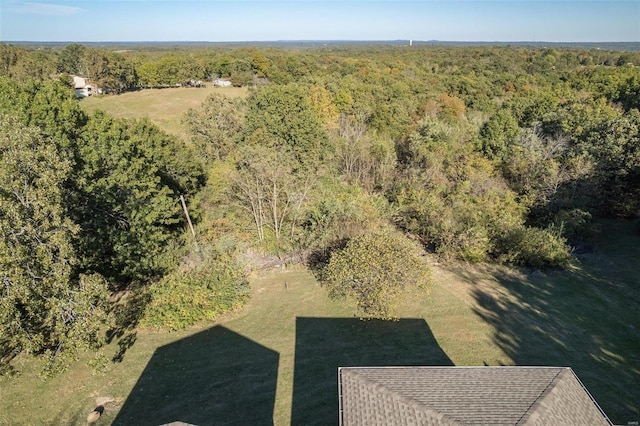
79;86;248;141
1;221;638;424
462;220;640;424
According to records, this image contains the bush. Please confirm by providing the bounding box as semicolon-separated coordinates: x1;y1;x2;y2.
551;208;599;243
300;177;392;250
319;228;431;319
141;254;249;331
497;226;571;268
455;226;492;263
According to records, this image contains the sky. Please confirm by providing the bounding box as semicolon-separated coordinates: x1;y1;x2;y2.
1;0;638;43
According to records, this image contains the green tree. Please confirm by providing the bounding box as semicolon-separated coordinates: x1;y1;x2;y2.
479;109;520;160
300;177;392;250
334;112;397;192
0;115;109;375
618;75;640;111
57;43;86;75
251;52;271;78
0;76;30;121
0;76;87;153
156;55;182;86
495;226;571;268
212;55;233;78
243;83;330;169
395;116;526;262
183;93;245;161
320;229;431;319
0;77;204;286
26;77;87;150
589;109;640;217
74;113;204;284
0;43;20;76
10;50;57;82
80;48;137;93
141;252;249;331
507;89;561;127
136;61;161;88
501;126;570;207
99;51;137;93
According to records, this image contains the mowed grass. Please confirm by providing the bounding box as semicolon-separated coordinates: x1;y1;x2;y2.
0;266;496;426
1;221;638;425
79;85;248;141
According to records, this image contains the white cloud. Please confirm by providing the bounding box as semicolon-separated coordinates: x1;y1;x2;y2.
4;2;82;16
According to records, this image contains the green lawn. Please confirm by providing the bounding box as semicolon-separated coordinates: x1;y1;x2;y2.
1;220;638;425
79;85;248;141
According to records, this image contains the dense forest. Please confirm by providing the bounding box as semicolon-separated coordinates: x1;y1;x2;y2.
1;42;639;374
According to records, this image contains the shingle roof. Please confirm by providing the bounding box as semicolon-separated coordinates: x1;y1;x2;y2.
338;366;611;426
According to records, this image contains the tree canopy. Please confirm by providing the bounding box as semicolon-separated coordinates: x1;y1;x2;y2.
0;115;109;375
320;229;431;319
0;72;206;373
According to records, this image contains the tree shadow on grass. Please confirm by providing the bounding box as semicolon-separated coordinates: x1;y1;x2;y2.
462;221;640;424
291;317;453;425
106;288;151;363
113;326;279;426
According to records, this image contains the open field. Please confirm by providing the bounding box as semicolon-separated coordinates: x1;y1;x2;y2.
1;220;638;425
79;86;248;141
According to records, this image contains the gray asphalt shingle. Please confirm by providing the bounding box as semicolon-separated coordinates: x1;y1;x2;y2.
338;366;611;425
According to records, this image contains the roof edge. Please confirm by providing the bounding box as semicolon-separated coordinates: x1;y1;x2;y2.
566;368;613;425
518;367;612;426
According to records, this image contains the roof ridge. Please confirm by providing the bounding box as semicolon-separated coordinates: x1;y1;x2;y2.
517;367;571;425
341;368;462;425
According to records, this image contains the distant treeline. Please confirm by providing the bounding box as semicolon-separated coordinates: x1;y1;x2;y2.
2;41;640;92
7;40;640;51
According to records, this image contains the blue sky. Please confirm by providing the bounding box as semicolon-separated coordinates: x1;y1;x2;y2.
1;1;638;42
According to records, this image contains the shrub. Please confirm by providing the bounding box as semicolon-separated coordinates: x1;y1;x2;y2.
552;208;599;243
319;228;431;319
300;177;392;250
455;226;492;263
141;254;249;331
498;226;571;268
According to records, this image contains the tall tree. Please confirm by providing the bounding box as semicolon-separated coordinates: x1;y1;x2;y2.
57;43;86;75
136;61;161;88
334;112;397;192
233;145;310;251
0;43;20;77
10;50;57;82
81;48;137;93
243;83;330;169
74;113;204;285
479;109;520;160
27;78;87;150
587;108;640;217
0;115;108;375
183;93;245;162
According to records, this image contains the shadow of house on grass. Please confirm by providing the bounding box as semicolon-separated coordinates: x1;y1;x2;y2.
113;326;279;426
291;317;453;425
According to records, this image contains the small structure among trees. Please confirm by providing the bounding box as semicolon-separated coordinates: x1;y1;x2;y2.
73;75;95;98
212;78;233;87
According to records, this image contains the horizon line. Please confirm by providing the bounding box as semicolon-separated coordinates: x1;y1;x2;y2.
3;39;639;44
